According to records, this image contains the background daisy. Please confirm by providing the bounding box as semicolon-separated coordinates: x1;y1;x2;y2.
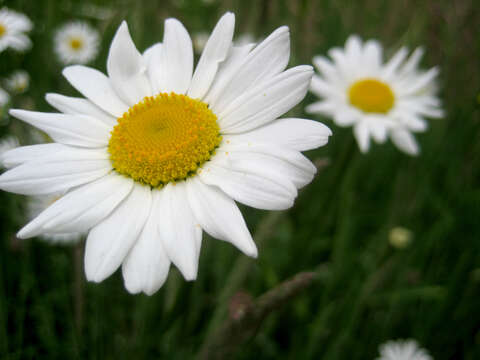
54;21;100;65
307;35;443;155
4;70;29;94
377;339;432;360
0;86;9;107
0;7;32;53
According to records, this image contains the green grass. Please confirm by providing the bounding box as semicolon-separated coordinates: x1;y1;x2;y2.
1;0;479;359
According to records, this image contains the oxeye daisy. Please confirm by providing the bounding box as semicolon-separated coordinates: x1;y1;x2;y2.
0;135;19;160
0;86;9;107
0;8;32;53
193;32;210;54
376;339;432;360
307;35;443;155
0;13;331;295
5;70;29;94
54;21;100;65
27;194;83;244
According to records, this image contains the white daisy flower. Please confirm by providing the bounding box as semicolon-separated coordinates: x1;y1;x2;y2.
0;135;19;160
54;21;100;65
0;13;331;295
27;194;83;244
192;32;209;54
377;339;433;360
5;70;29;94
0;8;33;53
307;35;443;155
0;86;9;106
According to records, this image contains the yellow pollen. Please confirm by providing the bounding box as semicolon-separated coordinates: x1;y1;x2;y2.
0;24;6;37
348;78;395;114
108;92;221;187
69;37;83;50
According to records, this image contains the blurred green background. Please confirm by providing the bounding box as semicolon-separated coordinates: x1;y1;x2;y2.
1;0;479;358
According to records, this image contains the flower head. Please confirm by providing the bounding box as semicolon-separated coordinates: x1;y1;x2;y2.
389;226;413;249
307;35;443;155
1;13;331;295
377;339;432;360
0;135;19;160
0;86;9;107
54;21;100;65
5;70;29;94
0;8;32;53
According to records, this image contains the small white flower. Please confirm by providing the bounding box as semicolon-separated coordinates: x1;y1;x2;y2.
54;21;100;65
0;86;10;106
1;13;331;295
0;8;33;53
27;194;83;244
0;135;19;160
307;35;443;155
235;34;256;46
5;70;29;94
192;32;210;54
377;339;433;360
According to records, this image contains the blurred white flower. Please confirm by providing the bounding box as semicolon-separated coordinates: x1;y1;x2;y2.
235;34;256;46
377;339;432;360
389;226;413;249
54;21;100;65
0;86;10;106
3;13;331;295
0;135;19;161
192;32;209;54
0;8;33;53
27;193;83;244
5;70;29;94
307;35;443;155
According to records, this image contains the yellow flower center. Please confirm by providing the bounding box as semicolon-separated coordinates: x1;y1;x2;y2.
348;78;395;114
69;37;84;50
0;24;6;38
108;93;221;187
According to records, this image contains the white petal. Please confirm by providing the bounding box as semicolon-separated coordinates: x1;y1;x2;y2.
401;67;439;95
211;26;290;114
399;47;424;76
188;12;234;99
9;109;111;148
363;40;382;70
312;56;341;83
224;118;331;151
353;121;371;153
160;18;194;94
367;118;388;143
310;75;343;98
390;128;420;156
143;43;166;94
216;142;316;189
107;22;152;105
186;177;257;257
381;47;408;80
219;65;313;134
7;34;31;51
199;159;296;210
85;183;151;283
0;158;112;195
122;191;171;295
63;65;129;117
204;44;254;107
305;100;336;115
1;143;67;168
333;108;359;127
157;183;202;281
17;173;133;238
46;93;117;127
345;35;362;60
